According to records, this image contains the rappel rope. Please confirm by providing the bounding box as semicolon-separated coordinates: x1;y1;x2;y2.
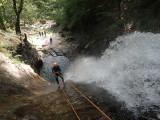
57;72;112;120
66;81;112;120
62;88;81;120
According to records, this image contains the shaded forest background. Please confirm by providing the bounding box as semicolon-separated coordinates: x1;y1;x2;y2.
0;0;160;54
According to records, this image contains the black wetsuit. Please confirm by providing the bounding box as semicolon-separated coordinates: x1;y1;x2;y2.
52;65;64;84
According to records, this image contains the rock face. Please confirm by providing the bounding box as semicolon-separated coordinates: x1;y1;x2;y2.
0;51;56;119
0;52;47;94
16;34;43;74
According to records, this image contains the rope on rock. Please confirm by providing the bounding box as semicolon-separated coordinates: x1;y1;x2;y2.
57;72;112;120
66;81;112;120
62;88;81;120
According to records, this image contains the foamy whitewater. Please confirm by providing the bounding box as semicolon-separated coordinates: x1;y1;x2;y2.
66;32;160;116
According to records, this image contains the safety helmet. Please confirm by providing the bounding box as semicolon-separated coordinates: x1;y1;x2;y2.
53;62;57;67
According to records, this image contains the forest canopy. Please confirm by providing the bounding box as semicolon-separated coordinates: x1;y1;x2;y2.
0;0;160;33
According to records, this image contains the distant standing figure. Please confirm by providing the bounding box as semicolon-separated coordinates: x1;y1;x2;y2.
44;31;46;37
41;32;43;37
39;32;41;37
50;38;52;44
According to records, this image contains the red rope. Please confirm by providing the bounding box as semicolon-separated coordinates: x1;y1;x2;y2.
67;81;112;120
57;72;112;120
62;88;81;120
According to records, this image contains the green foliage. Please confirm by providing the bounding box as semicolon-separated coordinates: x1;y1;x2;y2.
21;2;38;25
12;58;22;64
2;49;23;65
0;0;159;37
52;0;120;30
0;0;41;30
52;0;97;29
102;11;121;18
32;0;57;19
0;0;15;28
51;0;160;34
0;41;4;48
46;29;53;34
13;54;22;58
12;54;24;64
0;39;12;50
5;50;12;58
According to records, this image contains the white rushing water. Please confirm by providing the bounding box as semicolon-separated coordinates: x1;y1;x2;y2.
66;32;160;116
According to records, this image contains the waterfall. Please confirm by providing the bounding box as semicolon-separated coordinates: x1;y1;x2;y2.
66;32;160;118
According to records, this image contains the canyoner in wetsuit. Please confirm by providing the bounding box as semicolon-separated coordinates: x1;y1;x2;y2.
52;62;65;88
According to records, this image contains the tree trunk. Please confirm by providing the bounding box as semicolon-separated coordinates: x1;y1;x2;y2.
13;0;24;34
0;11;6;30
15;15;21;34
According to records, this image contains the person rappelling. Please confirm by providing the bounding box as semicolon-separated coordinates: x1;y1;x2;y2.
52;62;65;88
